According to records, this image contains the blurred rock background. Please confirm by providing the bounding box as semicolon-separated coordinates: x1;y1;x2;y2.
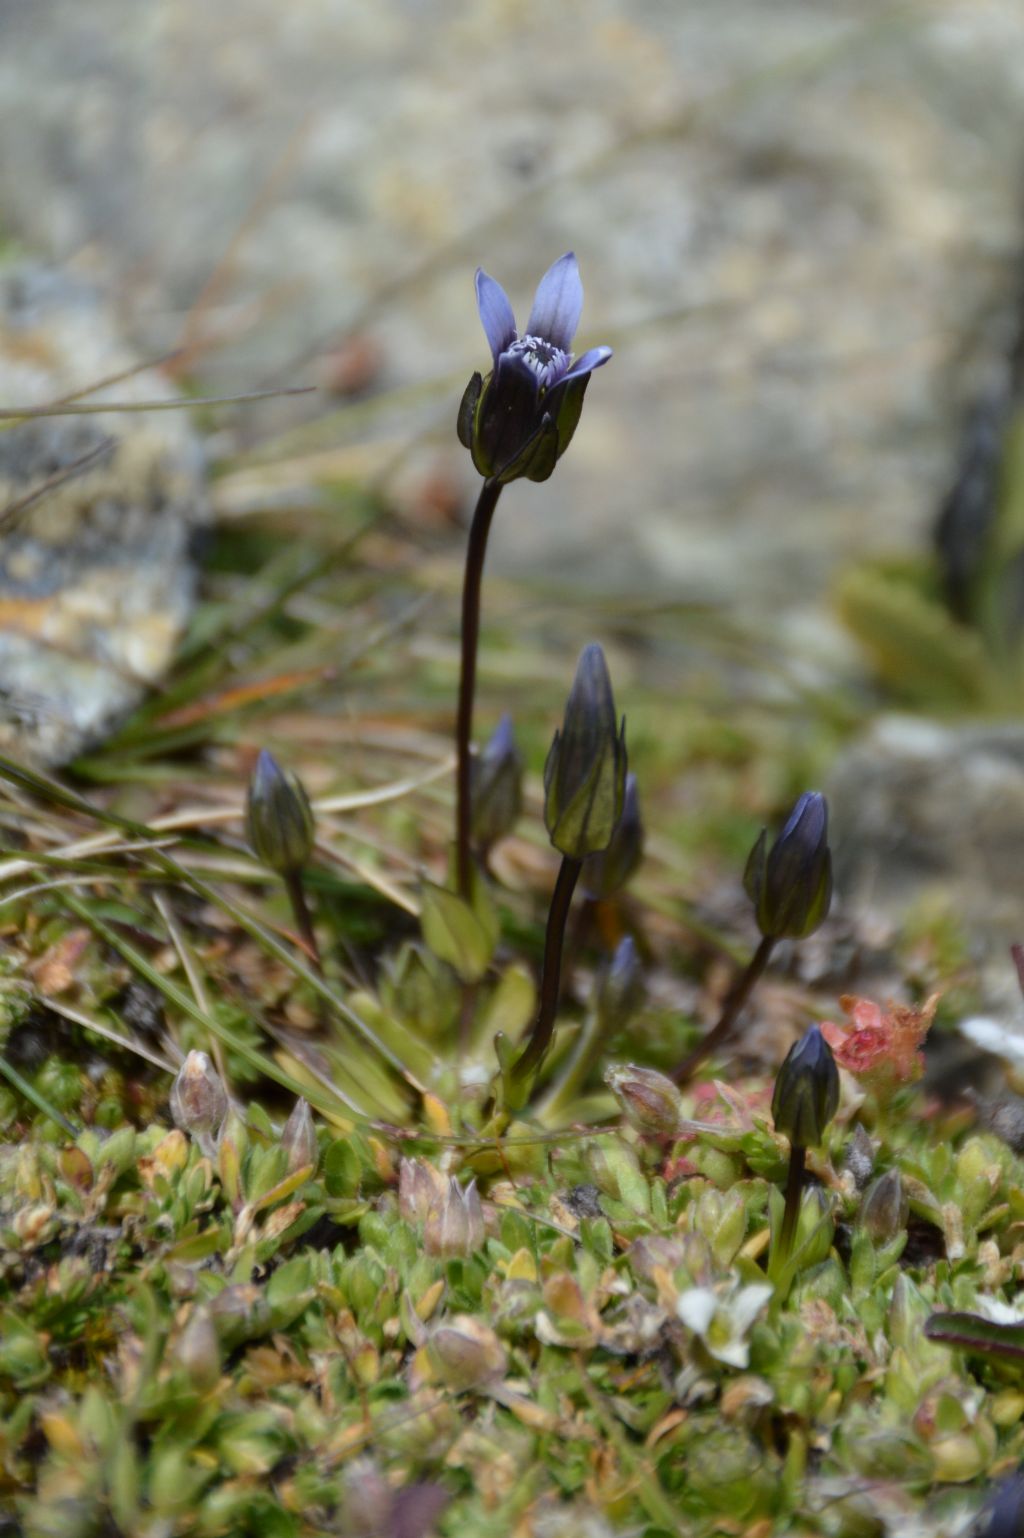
2;0;1023;619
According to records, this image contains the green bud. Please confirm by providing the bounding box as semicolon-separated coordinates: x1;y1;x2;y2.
743;791;832;940
771;1024;840;1149
169;1050;227;1157
581;772;644;899
245;749;315;874
471;714;524;852
543;644;627;860
859;1169;908;1244
605;1064;681;1137
280;1097;318;1175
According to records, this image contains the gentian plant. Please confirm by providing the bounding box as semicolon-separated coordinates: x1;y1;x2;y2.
673;790;833;1081
771;1021;840;1264
511;642;626;1086
245;749;321;971
454;254;612;898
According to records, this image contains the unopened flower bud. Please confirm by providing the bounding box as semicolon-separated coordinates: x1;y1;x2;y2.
771;1023;840;1149
605;1064;681;1137
543;644;626;860
245;749;315;874
743;791;833;940
582;772;644;899
423;1176;484;1259
428;1314;507;1389
170;1050;227;1155
471;714;523;853
398;1158;448;1226
594;935;644;1033
281;1097;318;1174
859;1168;908;1243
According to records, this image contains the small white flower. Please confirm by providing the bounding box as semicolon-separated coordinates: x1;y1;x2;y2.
676;1280;773;1369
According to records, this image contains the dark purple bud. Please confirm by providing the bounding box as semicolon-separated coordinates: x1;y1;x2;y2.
543;644;627;860
471;714;524;853
743;791;832;940
582;772;644;898
771;1023;840;1149
245;750;315;874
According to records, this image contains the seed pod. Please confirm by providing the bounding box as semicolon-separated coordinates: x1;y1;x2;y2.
606;1064;681;1137
423;1176;485;1259
170;1050;228;1154
428;1314;507;1389
281;1097;318;1175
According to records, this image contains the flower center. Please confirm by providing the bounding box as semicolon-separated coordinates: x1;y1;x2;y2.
508;335;570;391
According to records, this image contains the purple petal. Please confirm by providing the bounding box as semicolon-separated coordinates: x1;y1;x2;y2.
564;344;613;380
526;252;583;350
475;269;517;362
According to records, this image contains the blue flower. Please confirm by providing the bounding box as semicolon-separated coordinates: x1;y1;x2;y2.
458;252;612;484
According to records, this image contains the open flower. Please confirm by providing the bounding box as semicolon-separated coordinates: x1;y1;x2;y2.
458;252;612;484
676;1278;774;1369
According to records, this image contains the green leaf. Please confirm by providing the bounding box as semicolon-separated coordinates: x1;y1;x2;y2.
420;879;497;983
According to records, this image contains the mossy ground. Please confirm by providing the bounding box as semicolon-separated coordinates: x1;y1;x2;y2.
0;478;1016;1538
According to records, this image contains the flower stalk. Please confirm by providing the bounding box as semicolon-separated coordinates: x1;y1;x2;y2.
455;478;503;898
671;934;775;1084
511;854;582;1083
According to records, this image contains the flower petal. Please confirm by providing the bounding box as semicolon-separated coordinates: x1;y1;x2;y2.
675;1287;717;1335
563;344;613;380
527;252;584;350
475;269;517;361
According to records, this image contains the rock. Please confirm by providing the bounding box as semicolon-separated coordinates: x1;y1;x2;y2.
828;715;1024;1010
0;265;207;765
0;2;1023;621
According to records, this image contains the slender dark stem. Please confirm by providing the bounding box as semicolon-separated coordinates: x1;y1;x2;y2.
779;1142;807;1261
455;478;503;899
284;868;322;973
670;934;775;1084
512;856;582;1083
